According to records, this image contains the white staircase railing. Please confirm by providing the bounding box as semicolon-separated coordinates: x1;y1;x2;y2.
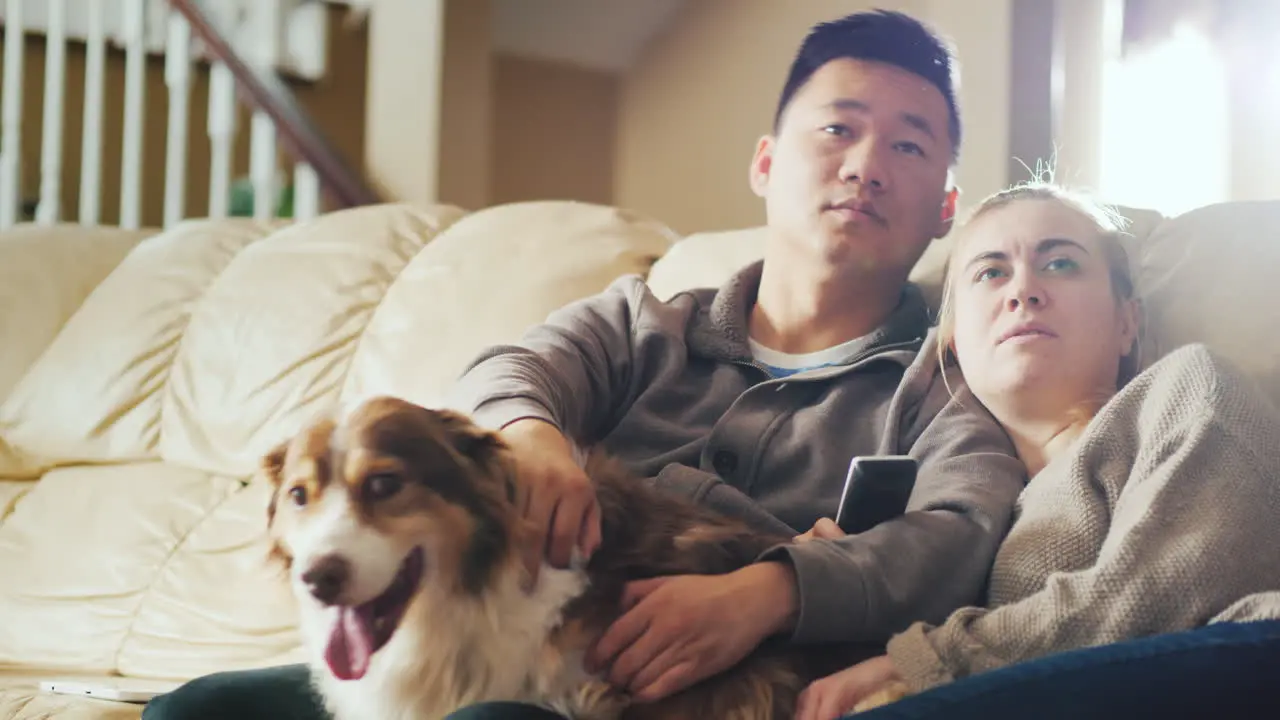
0;0;379;232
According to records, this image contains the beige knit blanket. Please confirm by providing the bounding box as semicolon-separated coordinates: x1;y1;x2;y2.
884;343;1280;694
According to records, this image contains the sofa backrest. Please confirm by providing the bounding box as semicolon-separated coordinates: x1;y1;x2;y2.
4;197;1279;481
0;202;676;480
1130;200;1280;401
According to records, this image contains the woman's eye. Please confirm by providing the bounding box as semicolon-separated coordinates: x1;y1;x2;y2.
822;124;851;137
288;486;307;507
364;473;404;502
1044;257;1080;273
974;267;1005;283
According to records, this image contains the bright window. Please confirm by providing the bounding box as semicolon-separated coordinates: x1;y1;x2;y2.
1098;24;1230;216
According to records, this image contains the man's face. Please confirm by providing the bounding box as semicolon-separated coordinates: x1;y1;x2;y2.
750;58;955;277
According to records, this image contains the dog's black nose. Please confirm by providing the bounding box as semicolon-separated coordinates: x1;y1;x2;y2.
301;554;351;605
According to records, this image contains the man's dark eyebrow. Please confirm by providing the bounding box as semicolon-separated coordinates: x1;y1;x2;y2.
900;113;936;141
828;98;870;113
826;99;936;141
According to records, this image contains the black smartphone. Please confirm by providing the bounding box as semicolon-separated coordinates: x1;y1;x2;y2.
834;455;918;534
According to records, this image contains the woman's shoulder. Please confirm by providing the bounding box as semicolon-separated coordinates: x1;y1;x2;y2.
1118;343;1278;438
1137;343;1249;398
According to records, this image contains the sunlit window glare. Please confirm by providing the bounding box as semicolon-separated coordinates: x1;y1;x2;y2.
1099;25;1230;216
1270;51;1280;112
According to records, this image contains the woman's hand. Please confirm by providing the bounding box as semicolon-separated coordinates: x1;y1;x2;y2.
795;655;907;720
794;517;847;544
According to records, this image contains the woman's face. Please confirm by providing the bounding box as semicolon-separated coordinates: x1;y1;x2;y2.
949;199;1139;414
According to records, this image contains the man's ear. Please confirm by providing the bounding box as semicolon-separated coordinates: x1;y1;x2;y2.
935;186;960;239
748;135;776;199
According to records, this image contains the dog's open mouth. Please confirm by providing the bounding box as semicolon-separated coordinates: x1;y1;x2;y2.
324;547;424;681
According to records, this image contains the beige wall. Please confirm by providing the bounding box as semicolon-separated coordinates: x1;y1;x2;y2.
614;0;1017;234
0;4;368;228
921;0;1013;213
429;0;619;210
1008;0;1056;185
437;0;493;210
490;55;618;206
364;0;446;209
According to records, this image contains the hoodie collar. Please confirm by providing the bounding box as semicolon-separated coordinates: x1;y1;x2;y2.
687;260;931;364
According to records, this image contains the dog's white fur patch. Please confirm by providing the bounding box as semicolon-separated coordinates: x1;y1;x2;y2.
289;490;404;608
304;562;601;720
288;484;613;720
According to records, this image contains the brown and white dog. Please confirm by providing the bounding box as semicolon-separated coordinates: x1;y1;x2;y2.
262;395;823;720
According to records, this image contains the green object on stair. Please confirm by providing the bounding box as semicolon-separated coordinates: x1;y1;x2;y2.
229;176;295;219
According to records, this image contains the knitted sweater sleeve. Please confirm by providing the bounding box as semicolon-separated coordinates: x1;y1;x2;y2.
887;344;1280;692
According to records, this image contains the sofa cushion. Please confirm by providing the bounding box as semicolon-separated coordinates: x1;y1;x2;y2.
115;478;303;680
0;671;145;719
342;201;678;411
1133;200;1280;407
645;225;977;312
0;481;27;522
0;224;154;406
0;201;677;481
0;219;283;477
0;461;302;683
0;463;240;672
644;227;768;302
156;204;467;477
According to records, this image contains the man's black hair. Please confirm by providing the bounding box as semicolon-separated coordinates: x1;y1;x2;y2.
773;9;962;162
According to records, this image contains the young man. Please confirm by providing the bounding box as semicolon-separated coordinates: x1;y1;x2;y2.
143;11;1025;720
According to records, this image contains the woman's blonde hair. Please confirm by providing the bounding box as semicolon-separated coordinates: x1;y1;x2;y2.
935;181;1142;411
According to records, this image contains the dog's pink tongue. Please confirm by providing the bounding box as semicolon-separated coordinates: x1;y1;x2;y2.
325;607;375;681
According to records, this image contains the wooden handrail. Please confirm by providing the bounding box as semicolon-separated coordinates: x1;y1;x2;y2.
166;0;384;209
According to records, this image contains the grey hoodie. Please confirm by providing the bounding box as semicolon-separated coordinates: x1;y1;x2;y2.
447;261;1026;645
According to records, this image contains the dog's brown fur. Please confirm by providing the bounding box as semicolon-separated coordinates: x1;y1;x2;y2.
263;396;841;720
563;451;808;720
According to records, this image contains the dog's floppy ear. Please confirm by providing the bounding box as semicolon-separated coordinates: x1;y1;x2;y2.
261;440;289;526
259;440;296;571
262;441;287;484
433;409;517;504
434;409;505;462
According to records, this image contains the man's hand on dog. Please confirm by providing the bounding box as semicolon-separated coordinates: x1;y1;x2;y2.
579;518;838;701
585;562;800;703
499;419;602;587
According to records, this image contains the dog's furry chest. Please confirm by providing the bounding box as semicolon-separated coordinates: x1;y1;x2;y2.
304;564;619;720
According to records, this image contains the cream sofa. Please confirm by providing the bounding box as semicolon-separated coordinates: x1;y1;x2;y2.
0;197;1277;719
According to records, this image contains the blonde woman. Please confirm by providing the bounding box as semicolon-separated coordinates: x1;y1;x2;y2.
795;184;1280;720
